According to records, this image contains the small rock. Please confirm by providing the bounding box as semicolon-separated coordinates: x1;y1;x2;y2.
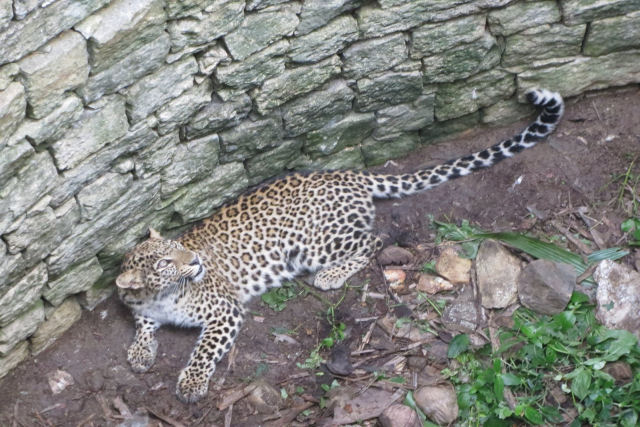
384;268;407;293
441;297;486;334
407;356;427;371
492;312;515;329
417;273;454;294
47;369;75;394
417;365;447;387
603;361;633;384
424;340;449;364
414;384;459;425
518;260;576;315
379;404;421;427
384;269;406;282
435;247;471;285
593;260;640;339
246;379;283;414
378;246;414;266
326;343;354;376
476;240;521;308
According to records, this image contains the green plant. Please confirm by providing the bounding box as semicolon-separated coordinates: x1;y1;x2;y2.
614;155;640;215
261;281;304;311
416;292;446;316
443;293;640;426
319;379;341;409
297;285;349;370
621;217;640;246
421;260;437;273
431;217;485;258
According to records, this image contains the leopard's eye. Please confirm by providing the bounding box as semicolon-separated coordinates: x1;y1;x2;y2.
156;259;171;269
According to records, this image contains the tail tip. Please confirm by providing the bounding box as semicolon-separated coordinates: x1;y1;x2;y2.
525;88;563;108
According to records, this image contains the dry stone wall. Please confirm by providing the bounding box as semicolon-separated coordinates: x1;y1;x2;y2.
1;0;640;377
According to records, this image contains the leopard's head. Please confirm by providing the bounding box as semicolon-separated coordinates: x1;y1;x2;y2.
116;228;205;297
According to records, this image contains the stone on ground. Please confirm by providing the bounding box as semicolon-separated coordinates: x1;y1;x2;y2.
326;343;353;376
413;384;459;425
377;246;414;266
593;259;640;339
417;273;454;294
47;369;75;394
435;246;471;285
246;379;283;414
517;260;576;315
379;404;422;427
475;239;522;308
441;286;486;333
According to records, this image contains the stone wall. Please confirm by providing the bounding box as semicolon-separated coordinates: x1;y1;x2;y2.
1;0;640;377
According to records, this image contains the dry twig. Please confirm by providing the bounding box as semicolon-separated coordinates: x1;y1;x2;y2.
352;339;430;368
75;413;95;427
357;319;377;352
95;394;116;420
551;220;592;255
577;263;598;284
263;402;314;427
146;406;186;427
377;260;403;305
217;383;258;411
276;372;311;385
224;404;233;427
591;100;603;122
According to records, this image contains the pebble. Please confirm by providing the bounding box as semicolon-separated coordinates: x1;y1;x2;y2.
378;246;414;266
379;404;421;427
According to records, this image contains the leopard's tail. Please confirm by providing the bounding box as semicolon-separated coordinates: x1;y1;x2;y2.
364;88;564;198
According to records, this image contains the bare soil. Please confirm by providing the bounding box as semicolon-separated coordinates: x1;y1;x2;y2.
1;87;639;427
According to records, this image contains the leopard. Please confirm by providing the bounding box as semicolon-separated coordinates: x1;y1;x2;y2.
116;89;564;403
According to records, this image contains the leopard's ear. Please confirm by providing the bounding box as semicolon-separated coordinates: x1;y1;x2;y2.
148;227;163;240
116;270;144;289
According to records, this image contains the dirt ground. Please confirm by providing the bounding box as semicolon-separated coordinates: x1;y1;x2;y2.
1;86;639;426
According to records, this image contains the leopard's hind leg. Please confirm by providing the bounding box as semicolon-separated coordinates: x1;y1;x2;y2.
313;234;382;290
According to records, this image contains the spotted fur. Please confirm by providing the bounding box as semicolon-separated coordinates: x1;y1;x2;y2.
117;89;564;402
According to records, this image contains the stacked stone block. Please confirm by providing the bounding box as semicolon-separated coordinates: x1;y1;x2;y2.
1;0;640;377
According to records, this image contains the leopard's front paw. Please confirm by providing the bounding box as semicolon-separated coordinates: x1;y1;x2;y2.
127;340;158;373
176;367;210;403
